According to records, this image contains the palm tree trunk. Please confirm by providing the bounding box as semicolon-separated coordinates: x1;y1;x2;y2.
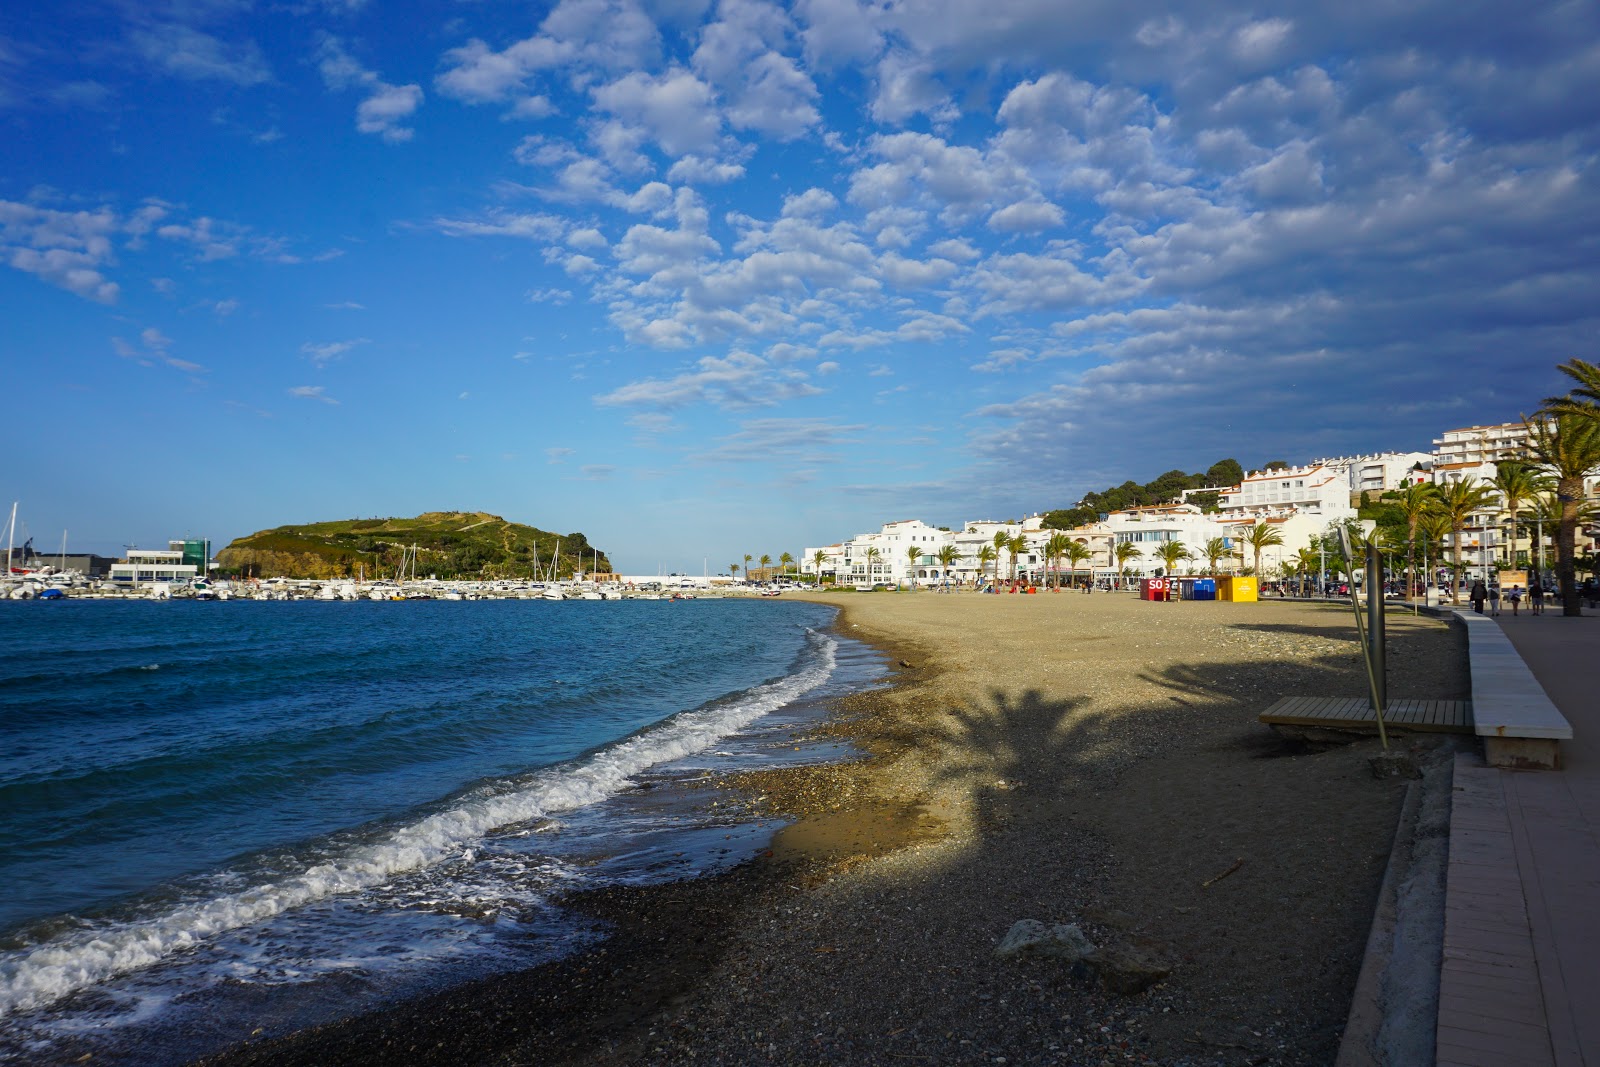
1558;476;1581;615
1451;522;1464;604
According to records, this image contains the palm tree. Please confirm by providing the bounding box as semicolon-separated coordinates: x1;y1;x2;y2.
1491;459;1549;574
1065;540;1092;588
729;563;739;579
1154;541;1192;582
1044;532;1072;590
1544;357;1600;415
1006;532;1030;587
990;531;1011;587
977;544;998;590
904;543;923;590
758;553;772;581
1396;481;1440;600
811;549;828;585
1295;545;1320;596
1523;413;1600;614
1113;541;1141;588
935;544;960;589
1434;478;1498;604
779;551;794;580
1202;537;1230;575
743;554;753;583
1242;522;1285;578
1417;510;1451;597
864;545;881;586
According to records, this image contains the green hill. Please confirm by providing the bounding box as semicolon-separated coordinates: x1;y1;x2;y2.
216;512;610;580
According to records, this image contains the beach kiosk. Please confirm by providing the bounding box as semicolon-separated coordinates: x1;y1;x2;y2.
1139;577;1171;602
1217;575;1258;602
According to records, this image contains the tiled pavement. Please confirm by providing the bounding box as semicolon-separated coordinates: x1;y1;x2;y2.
1437;611;1599;1067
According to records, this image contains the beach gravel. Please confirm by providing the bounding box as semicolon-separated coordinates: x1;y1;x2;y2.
199;592;1466;1067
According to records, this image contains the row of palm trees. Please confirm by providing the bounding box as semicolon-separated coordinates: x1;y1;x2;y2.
728;551;794;581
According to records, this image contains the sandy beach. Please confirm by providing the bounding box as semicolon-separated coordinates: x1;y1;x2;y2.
203;591;1467;1067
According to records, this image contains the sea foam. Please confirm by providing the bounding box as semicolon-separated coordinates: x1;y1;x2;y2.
0;630;836;1017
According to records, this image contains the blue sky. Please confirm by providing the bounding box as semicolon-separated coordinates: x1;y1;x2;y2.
3;0;1596;571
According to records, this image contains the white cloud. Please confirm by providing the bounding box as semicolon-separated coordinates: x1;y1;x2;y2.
692;0;820;139
592;68;724;158
289;386;339;404
127;21;271;86
596;350;823;410
988;199;1066;233
318;37;423;143
433;211;566;240
546;446;576;462
301;338;369;366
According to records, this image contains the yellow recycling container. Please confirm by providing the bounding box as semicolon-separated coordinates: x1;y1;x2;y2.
1218;575;1258;602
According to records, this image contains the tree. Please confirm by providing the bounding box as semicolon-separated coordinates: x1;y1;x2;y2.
1242;522;1285;579
1044;532;1072;589
1203;537;1231;575
758;553;772;580
1295;546;1320;596
743;553;753;582
1007;532;1029;586
864;545;881;585
1435;478;1499;604
1543;357;1600;415
1417;511;1451;594
1523;413;1600;615
1263;459;1289;471
991;531;1011;586
1491;460;1549;571
1395;481;1440;599
977;544;998;589
1065;540;1093;587
1206;458;1244;487
729;563;739;579
904;543;923;590
811;549;828;585
1154;540;1192;578
936;544;960;589
779;551;794;579
1114;541;1142;586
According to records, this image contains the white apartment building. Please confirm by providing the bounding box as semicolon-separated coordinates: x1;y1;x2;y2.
1314;452;1433;495
1215;463;1356;520
1431;422;1532;486
803;519;957;587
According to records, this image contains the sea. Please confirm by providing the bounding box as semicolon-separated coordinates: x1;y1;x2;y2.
0;597;883;1065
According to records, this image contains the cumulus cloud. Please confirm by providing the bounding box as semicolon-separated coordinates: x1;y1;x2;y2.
318;36;423;142
289;385;339;404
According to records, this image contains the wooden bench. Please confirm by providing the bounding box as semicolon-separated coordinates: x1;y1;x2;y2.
1455;610;1573;770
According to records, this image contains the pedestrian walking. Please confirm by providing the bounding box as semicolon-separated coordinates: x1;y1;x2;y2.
1530;583;1545;616
1489;585;1501;616
1508;585;1522;616
1469;580;1488;614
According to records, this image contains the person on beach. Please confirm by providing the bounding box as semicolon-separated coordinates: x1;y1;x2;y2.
1529;583;1545;615
1507;585;1522;616
1489;584;1501;616
1469;580;1488;614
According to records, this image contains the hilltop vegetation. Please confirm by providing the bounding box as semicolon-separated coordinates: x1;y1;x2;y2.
1041;458;1249;528
216;512;610;580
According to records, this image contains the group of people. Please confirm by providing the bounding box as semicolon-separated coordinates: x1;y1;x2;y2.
1469;580;1545;616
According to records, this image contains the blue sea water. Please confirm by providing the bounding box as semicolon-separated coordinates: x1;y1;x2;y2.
0;597;880;1064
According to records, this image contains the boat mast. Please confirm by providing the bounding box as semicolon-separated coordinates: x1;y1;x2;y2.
5;502;15;576
59;529;67;571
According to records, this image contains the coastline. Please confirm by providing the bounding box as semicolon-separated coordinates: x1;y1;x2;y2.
196;591;1467;1067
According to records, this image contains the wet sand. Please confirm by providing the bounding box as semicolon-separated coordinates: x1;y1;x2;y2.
201;590;1467;1067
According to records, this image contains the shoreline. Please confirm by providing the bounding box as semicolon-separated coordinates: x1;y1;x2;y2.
196;592;1468;1067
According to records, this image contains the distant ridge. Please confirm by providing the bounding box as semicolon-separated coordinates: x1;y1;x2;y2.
216;512;610;580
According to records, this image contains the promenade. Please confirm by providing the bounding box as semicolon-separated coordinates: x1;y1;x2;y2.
1438;609;1599;1067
